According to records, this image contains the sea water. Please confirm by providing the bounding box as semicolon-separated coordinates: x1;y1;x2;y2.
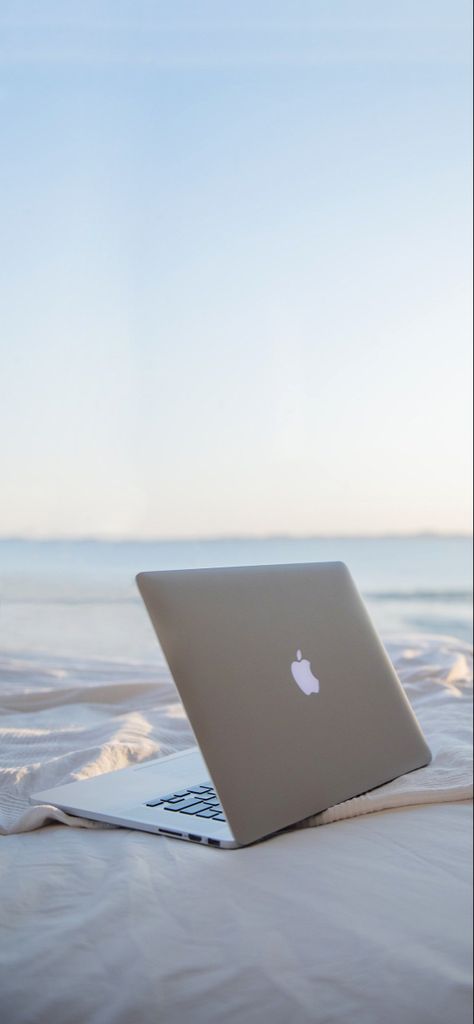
0;536;472;662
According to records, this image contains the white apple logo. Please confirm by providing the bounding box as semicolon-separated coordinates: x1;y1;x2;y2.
291;649;320;695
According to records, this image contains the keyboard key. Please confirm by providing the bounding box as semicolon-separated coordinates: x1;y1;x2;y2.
174;802;211;815
146;782;216;811
196;807;221;818
213;815;226;822
164;799;204;812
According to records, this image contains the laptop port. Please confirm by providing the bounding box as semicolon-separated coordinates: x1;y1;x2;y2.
207;838;220;847
188;834;202;842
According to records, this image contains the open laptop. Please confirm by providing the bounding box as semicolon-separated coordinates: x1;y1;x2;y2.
31;562;431;848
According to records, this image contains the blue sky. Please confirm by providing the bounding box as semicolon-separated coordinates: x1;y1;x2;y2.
0;1;472;538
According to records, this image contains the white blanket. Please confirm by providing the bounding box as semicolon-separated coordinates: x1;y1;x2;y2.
0;635;472;1024
0;635;472;835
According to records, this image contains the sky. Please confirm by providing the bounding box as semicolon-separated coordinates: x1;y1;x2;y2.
0;1;472;539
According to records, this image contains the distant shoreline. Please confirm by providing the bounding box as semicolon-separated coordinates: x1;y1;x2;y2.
1;533;472;544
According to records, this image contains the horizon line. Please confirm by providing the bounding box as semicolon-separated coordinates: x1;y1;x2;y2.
0;531;472;544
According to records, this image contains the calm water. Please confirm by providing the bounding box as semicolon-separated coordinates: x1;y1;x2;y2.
0;537;472;661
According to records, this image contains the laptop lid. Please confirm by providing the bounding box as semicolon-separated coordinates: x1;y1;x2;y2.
136;562;430;846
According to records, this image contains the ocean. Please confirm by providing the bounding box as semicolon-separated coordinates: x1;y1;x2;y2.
0;536;472;662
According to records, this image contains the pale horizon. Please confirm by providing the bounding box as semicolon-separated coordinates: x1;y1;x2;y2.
1;529;472;543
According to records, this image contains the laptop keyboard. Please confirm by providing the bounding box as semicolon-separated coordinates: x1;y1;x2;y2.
145;782;226;822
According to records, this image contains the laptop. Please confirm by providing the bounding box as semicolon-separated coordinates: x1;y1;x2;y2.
31;562;431;848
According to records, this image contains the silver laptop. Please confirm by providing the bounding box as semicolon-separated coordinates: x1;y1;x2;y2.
31;562;431;848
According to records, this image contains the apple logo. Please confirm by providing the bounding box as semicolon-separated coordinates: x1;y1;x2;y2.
291;650;320;695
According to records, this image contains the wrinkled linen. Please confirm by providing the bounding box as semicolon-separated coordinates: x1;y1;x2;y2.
0;635;472;1024
0;635;472;835
1;803;472;1024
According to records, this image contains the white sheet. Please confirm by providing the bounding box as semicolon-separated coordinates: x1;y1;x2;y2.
0;635;472;1024
1;802;472;1024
